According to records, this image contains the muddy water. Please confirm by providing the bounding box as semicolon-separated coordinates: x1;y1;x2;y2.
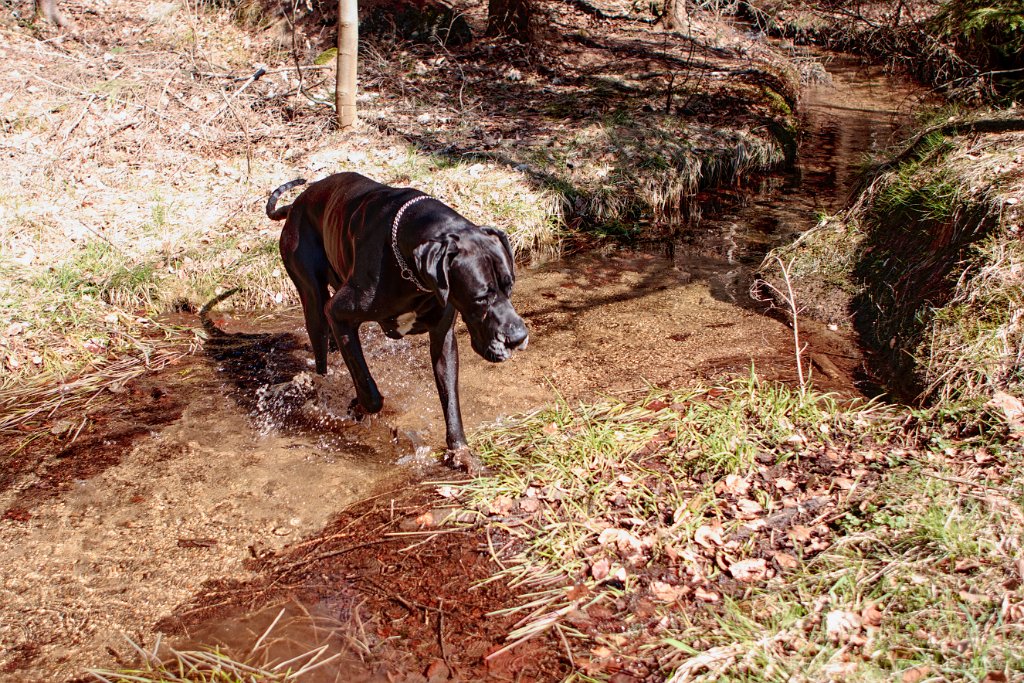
0;55;930;682
673;54;930;303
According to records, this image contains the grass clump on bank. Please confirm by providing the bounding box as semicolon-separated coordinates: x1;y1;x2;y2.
439;375;1024;680
356;4;800;234
759;112;1023;403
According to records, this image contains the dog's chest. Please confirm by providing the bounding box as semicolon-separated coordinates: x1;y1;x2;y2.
380;311;421;339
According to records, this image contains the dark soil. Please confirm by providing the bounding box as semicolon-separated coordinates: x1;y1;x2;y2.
159;483;580;682
0;375;184;516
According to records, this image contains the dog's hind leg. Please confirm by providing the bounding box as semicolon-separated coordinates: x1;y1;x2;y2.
281;215;332;374
324;290;384;414
298;282;331;375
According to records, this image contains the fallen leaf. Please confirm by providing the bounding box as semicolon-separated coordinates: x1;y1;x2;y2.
789;524;813;543
566;584;589;601
775;477;798;492
974;450;995;464
694;586;720;602
825;610;862;642
784;433;806;448
959;591;988;604
591;558;610;581
734;498;763;518
650;581;682;602
729;558;767;582
954;559;980;573
902;666;931;683
414;511;435;528
986;391;1024;433
694;523;724;548
773;551;800;570
807;537;831;552
598;528;643;555
488;496;515;516
861;603;883;628
519;497;541;513
715;474;750;496
981;672;1008;683
425;659;449;683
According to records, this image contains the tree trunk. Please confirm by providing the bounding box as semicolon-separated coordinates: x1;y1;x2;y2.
661;0;687;30
336;0;358;129
486;0;532;42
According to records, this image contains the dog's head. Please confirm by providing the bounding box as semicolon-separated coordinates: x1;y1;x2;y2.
414;227;529;363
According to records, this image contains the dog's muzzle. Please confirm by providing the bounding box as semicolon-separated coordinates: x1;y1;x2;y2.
477;320;529;363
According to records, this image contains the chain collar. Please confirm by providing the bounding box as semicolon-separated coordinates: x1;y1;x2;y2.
391;195;433;293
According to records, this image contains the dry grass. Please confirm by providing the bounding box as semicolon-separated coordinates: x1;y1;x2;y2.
435;375;1024;680
0;0;804;435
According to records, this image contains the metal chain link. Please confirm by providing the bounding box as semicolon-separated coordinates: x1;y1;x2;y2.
391;195;433;292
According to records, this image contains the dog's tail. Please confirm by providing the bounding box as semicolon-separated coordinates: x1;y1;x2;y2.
266;178;307;220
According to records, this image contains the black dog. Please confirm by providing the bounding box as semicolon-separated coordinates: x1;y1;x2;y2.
267;172;529;471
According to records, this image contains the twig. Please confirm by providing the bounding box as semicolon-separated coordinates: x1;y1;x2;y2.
437;598;452;670
279;539;393;575
218;88;253;179
58;94;96;152
248;607;286;654
922;470;1021;498
203;67;266;127
751;256;807;388
555;623;576;667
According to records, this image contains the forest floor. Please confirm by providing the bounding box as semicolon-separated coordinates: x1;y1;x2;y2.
1;0;1023;681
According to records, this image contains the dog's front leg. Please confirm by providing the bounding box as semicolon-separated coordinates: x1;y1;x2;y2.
325;292;383;414
429;310;483;474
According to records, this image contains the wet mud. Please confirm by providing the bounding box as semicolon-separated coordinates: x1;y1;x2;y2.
0;53;930;682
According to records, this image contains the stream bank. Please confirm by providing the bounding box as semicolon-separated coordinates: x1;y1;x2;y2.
759;112;1024;403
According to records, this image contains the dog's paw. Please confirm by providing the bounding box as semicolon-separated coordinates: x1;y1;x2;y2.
348;398;371;420
444;447;488;475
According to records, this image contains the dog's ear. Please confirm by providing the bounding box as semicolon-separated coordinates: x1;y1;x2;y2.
413;234;460;306
480;227;515;281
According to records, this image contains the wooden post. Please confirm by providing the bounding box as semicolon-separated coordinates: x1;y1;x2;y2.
336;0;358;129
